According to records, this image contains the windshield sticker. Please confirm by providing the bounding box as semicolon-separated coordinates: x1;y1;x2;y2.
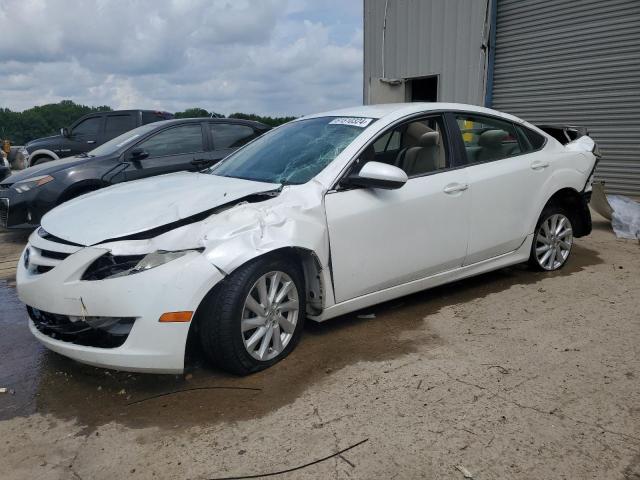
328;117;373;128
115;134;140;147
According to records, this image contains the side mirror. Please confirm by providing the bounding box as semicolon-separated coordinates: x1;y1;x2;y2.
60;127;70;138
344;161;408;190
130;148;149;160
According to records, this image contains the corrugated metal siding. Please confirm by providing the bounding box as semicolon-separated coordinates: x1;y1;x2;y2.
364;0;489;105
492;0;640;195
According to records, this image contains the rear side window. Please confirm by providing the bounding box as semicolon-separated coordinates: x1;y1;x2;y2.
211;123;256;149
521;126;546;150
142;111;171;125
137;124;204;157
105;115;136;138
455;114;523;164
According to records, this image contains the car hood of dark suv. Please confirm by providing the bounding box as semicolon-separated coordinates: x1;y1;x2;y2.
25;134;62;150
0;154;97;186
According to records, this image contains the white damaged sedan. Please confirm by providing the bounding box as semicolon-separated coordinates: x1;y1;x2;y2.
17;103;599;374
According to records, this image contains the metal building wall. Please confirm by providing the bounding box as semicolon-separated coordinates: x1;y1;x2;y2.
364;0;489;106
491;0;640;195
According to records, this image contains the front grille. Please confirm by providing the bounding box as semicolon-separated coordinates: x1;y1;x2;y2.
25;228;83;275
28;307;135;348
40;249;71;261
0;184;10;190
0;198;8;228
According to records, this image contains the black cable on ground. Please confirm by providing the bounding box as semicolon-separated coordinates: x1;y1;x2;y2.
208;438;369;479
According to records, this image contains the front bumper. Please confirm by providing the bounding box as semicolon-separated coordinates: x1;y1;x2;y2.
17;231;224;373
0;185;55;229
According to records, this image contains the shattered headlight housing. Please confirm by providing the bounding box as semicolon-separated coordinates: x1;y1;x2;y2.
82;249;201;281
13;175;54;193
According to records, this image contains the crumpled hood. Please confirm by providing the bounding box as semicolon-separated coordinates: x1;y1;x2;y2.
41;171;280;246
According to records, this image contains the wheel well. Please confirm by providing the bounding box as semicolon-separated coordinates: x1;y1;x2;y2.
265;247;325;315
184;246;326;371
30;154;54;165
543;188;591;237
58;182;106;205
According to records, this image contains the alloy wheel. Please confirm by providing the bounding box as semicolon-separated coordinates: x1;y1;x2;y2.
535;213;573;270
241;271;299;361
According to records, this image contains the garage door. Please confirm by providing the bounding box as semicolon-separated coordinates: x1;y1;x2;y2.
491;0;640;196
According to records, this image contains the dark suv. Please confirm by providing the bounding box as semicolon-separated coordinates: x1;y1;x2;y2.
18;110;173;167
0;118;269;229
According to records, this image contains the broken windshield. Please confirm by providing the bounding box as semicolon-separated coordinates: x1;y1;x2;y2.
210;117;373;185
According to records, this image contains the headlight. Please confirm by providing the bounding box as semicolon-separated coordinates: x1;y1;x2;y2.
13;175;54;193
82;249;201;281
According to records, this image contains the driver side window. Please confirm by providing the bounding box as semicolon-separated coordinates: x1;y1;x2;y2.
357;116;449;178
72;117;101;139
137;124;204;158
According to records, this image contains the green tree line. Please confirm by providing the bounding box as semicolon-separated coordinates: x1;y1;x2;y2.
0;101;297;145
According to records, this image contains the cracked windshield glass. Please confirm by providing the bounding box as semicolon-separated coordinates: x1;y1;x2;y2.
211;116;373;185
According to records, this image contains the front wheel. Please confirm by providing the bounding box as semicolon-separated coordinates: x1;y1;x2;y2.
198;255;305;375
529;206;574;271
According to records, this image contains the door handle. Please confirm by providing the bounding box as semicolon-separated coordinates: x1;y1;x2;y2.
86;140;96;144
530;160;549;170
443;183;469;194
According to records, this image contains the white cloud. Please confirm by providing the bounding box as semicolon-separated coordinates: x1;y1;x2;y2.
0;0;363;115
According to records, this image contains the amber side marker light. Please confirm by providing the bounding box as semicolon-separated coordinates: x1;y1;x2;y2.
159;311;193;322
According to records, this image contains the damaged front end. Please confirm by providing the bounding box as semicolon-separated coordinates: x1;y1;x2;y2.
28;307;135;348
81;250;203;280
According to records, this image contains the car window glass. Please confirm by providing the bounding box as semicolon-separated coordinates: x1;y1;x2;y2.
211;124;255;149
142;111;169;125
372;130;401;153
455;114;523;164
105;115;136;138
522;126;546;150
137;124;204;157
360;116;448;178
372;132;391;153
212;117;369;185
387;130;401;151
73;117;101;138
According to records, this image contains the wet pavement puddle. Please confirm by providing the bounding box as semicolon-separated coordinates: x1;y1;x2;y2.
0;244;602;431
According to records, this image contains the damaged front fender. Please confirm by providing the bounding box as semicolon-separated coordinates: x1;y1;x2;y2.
99;181;334;312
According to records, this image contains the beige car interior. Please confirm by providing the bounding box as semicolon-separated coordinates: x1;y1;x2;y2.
464;129;522;163
393;122;447;176
357;116;524;180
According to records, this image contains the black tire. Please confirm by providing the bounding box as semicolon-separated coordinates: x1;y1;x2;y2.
528;204;574;271
198;254;306;375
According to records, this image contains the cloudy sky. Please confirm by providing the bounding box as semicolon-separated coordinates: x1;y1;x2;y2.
0;0;363;116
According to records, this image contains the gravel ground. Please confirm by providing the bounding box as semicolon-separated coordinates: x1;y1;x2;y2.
0;212;638;480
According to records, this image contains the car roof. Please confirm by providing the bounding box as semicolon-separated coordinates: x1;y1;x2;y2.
301;102;527;125
143;117;270;129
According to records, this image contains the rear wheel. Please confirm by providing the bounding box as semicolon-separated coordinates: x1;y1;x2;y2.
198;255;305;375
529;206;574;271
